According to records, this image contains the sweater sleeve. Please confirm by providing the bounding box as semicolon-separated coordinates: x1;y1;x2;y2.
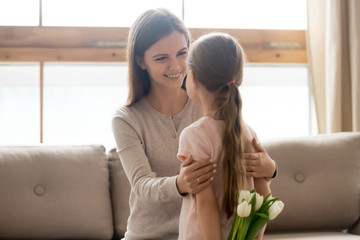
112;112;181;203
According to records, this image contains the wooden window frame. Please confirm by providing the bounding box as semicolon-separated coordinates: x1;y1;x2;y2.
0;26;307;63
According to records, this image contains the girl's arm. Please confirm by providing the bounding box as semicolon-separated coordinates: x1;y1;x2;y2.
196;184;222;240
253;177;271;240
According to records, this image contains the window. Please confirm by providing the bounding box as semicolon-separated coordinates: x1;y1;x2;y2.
0;1;311;147
184;0;307;29
0;0;306;29
241;64;313;140
42;0;182;27
0;0;39;26
43;63;127;149
0;63;40;144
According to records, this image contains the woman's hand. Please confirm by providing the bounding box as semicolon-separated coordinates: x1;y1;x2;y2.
245;137;276;178
176;155;216;195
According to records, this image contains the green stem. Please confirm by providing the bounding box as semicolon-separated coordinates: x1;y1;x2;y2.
228;215;240;240
237;216;252;240
237;218;244;240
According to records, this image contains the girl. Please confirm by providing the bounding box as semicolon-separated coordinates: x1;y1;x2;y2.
112;9;275;239
177;33;271;240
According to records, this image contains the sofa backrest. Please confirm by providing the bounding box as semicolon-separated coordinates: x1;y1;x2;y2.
0;145;114;239
1;132;359;239
263;132;360;233
109;132;360;237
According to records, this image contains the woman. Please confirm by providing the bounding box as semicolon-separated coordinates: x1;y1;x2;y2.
112;8;276;240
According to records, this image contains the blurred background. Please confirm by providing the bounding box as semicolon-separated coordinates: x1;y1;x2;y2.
0;0;313;150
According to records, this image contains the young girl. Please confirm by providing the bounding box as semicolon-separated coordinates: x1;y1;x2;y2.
177;33;271;240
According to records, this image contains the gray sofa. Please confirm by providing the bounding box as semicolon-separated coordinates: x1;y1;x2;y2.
0;132;359;239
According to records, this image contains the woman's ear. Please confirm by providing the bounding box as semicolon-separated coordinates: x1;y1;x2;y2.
135;56;146;70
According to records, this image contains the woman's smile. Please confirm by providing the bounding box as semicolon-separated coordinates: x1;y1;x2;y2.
164;72;182;80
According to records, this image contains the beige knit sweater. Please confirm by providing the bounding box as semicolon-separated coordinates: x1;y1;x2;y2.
112;97;202;240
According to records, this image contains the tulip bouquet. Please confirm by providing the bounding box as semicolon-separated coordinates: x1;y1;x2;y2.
228;189;284;240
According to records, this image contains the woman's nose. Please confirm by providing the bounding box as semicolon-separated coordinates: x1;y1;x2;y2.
168;58;181;71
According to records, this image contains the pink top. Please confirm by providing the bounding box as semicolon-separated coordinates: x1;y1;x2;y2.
177;116;256;240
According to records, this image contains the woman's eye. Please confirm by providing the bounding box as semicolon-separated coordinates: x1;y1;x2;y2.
155;57;167;61
178;51;188;56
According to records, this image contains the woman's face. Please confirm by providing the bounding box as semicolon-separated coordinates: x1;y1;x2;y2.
137;31;188;91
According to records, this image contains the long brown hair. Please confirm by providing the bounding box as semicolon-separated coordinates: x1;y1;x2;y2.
126;8;190;106
187;33;248;218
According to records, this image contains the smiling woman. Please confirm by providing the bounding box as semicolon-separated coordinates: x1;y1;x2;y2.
111;9;209;239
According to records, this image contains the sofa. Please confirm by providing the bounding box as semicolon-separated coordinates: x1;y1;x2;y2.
0;132;359;239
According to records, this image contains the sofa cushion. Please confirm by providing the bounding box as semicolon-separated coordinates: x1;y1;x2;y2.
108;148;131;238
263;132;360;233
0;145;113;239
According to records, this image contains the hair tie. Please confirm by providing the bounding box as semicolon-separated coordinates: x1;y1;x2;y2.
227;80;235;86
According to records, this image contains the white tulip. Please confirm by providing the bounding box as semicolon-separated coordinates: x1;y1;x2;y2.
268;200;284;220
254;193;264;211
238;190;254;203
237;201;252;217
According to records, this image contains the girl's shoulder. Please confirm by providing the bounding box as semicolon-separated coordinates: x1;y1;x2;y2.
244;123;257;139
243;122;259;153
181;116;224;140
187;116;224;130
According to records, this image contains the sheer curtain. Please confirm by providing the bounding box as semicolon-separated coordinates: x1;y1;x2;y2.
307;0;360;133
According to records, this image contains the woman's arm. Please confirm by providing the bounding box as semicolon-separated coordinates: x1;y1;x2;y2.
113;114;216;201
113;116;181;202
196;184;222;240
177;155;216;195
253;177;271;240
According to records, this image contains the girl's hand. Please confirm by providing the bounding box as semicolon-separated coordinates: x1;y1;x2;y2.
245;137;277;178
176;155;216;195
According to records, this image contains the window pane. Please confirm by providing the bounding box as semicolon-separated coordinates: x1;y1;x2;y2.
1;63;312;147
42;0;182;27
0;0;39;26
241;64;310;140
43;63;127;149
0;63;40;144
185;0;307;29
